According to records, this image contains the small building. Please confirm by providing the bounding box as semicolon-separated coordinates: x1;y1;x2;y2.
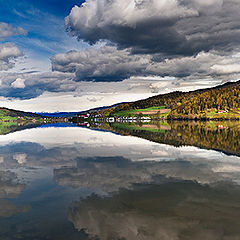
218;110;227;113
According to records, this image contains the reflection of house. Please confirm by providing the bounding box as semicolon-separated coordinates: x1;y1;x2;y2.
77;114;90;119
77;122;90;127
140;116;151;120
107;117;115;123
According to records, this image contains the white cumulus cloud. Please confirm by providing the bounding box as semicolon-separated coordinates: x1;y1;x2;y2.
11;78;25;88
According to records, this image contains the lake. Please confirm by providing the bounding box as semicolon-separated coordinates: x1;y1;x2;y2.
0;121;240;240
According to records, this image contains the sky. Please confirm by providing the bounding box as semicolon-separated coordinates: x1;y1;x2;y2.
0;0;240;112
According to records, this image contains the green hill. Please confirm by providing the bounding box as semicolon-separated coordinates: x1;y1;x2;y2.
98;80;240;120
0;107;43;122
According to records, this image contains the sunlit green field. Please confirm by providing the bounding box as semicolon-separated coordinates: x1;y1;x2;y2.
112;106;167;117
0;109;18;121
0;108;30;122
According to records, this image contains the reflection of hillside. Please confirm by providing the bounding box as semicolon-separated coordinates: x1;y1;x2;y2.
96;121;240;156
69;180;240;240
0;122;43;135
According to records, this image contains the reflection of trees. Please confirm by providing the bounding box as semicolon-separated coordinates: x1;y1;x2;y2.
69;180;240;240
106;121;240;156
0;122;42;135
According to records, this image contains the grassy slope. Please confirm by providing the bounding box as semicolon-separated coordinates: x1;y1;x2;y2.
112;106;166;116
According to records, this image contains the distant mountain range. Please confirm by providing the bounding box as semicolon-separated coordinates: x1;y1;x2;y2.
37;102;127;117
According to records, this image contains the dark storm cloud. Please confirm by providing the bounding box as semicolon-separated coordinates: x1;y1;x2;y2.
51;46;151;82
49;46;155;82
50;0;240;83
51;46;240;82
65;0;239;56
65;0;196;55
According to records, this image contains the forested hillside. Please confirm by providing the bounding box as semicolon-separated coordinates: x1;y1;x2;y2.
169;83;239;118
98;80;240;119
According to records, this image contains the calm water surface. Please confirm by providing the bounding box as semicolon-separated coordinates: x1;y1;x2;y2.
0;122;240;240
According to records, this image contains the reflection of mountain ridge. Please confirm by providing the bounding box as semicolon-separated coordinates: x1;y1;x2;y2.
92;121;240;157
